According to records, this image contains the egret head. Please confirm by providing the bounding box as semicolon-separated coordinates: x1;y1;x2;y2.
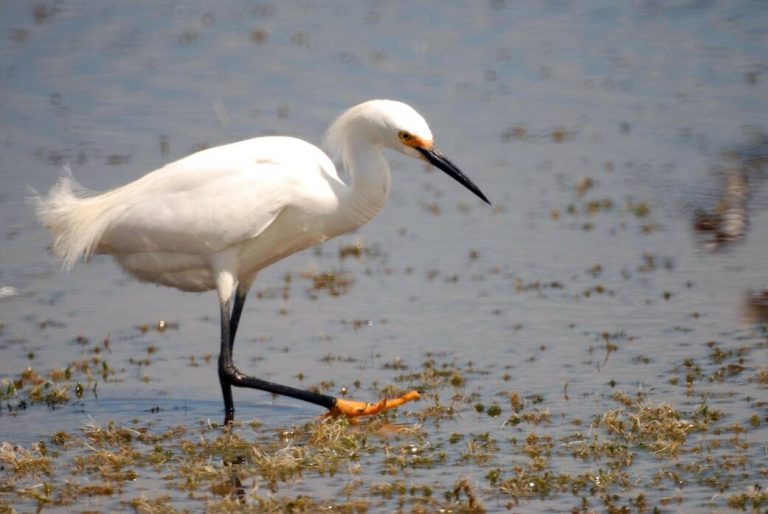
326;99;490;205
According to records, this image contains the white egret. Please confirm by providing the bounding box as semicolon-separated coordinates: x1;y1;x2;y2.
35;99;490;424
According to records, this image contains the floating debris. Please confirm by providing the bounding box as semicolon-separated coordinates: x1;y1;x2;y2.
0;286;18;299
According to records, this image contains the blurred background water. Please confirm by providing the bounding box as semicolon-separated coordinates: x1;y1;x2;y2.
1;1;767;511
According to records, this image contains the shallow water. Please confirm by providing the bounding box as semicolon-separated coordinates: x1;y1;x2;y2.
1;1;767;511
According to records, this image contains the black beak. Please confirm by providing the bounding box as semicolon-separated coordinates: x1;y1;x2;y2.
417;147;491;205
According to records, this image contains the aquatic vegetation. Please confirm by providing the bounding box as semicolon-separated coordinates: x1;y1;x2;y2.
0;361;108;412
303;269;355;297
2;334;765;512
596;393;708;458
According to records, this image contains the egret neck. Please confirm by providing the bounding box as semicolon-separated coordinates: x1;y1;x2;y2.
335;133;392;232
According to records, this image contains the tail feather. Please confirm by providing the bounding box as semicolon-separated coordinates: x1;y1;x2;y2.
33;167;115;269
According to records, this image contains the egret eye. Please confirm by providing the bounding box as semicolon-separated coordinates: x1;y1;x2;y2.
398;131;412;142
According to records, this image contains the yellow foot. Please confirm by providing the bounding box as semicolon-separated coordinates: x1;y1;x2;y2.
328;390;420;417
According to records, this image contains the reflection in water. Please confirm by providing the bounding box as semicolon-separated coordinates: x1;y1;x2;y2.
693;132;768;249
742;290;768;325
220;453;246;502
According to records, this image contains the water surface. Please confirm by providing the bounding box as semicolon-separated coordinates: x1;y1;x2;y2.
1;1;767;511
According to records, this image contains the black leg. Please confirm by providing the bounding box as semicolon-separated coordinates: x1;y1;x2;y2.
229;289;247;349
218;296;236;424
217;292;337;425
218;289;247;422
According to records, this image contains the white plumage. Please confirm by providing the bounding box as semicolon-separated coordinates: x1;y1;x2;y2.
34;99;489;421
38;137;347;292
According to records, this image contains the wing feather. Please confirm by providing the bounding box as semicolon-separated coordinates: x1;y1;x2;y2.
100;164;290;254
36;136;338;266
